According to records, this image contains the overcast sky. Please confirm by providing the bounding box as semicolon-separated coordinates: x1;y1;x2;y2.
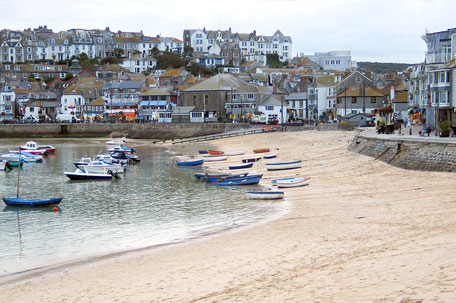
2;0;456;63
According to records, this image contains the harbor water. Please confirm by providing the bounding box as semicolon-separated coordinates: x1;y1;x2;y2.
0;139;282;277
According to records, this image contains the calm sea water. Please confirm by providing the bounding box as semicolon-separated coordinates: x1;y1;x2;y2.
0;140;282;276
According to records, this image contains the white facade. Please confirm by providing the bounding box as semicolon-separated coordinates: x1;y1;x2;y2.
258;96;289;124
121;56;157;73
305;51;354;71
60;94;83;115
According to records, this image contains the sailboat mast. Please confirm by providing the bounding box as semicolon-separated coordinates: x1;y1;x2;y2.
16;151;21;198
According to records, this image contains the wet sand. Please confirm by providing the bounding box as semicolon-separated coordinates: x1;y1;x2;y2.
1;130;455;302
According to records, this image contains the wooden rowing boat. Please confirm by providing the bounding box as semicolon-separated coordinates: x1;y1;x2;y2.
207;150;224;155
253;148;270;153
229;162;253;170
266;160;302;171
241;157;262;163
246;191;284;200
203;155;228;162
176;159;204;166
277;177;310;188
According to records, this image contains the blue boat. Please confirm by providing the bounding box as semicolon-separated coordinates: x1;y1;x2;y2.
216;174;263;186
271;177;296;185
200;172;250;182
198;150;208;154
194;172;229;180
2;197;63;207
229;162;253;170
176;159;204;166
263;154;277;159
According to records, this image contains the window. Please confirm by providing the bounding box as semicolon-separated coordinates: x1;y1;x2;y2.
352;97;357;103
193;95;197;106
356;77;361;82
266;106;273;111
371;97;376;103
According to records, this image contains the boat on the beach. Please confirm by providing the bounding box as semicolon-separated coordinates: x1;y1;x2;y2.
242;157;262;163
198;150;209;154
271;177;297;186
207;150;224;155
203;155;228;162
263;154;277;159
226;151;244;156
199;172;250;183
253;148;270;153
246;191;284;200
277;177;310;188
229;162;253;170
194;172;230;180
216;174;263;186
266;160;302;171
176;159;204;166
64;168;119;180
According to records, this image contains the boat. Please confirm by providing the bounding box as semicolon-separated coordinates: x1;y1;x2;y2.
246;191;284;200
216;174;263;186
271;177;297;186
176;159;204;166
266;160;302;171
2;151;44;162
19;141;50;155
277;177;311;188
2;151;62;207
106;151;131;164
207;150;224;155
194;172;230;180
0;160;12;171
241;157;262;163
3;197;63;207
106;139;126;145
263;154;277;159
74;159;125;174
199;172;250;183
38;144;56;153
203;155;228;162
198;150;208;154
107;145;135;154
253;148;270;153
226;151;245;156
64;168;119;180
228;162;253;170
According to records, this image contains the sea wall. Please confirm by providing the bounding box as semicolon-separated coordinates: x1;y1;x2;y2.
348;133;456;172
0;123;251;139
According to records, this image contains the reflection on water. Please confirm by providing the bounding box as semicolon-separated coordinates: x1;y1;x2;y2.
0;140;279;275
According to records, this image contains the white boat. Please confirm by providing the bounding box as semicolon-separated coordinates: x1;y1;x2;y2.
203;155;228;162
277;177;310;188
246;191;284;200
106;140;126;145
266;160;302;171
19;141;54;154
226;151;245;156
2;151;44;162
64;168;119;180
74;159;125;174
107;145;135;154
271;177;297;186
263;154;277;159
95;153;129;165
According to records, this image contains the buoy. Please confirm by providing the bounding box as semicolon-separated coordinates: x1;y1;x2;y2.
53;207;58;212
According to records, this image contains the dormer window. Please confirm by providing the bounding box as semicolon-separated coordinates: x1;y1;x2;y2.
51;39;55;44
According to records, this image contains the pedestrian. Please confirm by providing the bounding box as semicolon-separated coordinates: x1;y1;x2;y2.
403;117;407;128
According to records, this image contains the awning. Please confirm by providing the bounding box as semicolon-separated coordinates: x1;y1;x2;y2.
104;109;136;114
124;112;136;117
140;101;149;106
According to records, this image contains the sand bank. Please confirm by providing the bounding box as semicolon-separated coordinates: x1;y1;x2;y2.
1;130;455;302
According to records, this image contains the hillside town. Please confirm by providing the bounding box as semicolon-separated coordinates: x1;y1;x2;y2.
0;25;454;134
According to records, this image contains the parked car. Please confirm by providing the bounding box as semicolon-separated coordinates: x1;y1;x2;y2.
22;116;39;123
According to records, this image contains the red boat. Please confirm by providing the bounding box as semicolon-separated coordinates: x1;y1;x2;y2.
20;141;55;155
207;150;224;155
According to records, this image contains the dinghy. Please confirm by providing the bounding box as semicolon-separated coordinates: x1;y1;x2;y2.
277;177;310;188
266;160;302;171
229;162;253;170
176;159;204;166
203;155;228;162
246;191;284;200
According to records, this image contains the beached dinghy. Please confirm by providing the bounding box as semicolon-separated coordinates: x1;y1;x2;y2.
226;151;245;156
266;160;302;171
246;191;284;200
277;177;310;188
176;159;204;166
207;150;224;155
229;162;253;170
194;172;230;180
253;148;270;153
216;174;263;186
271;177;297;186
203;155;228;162
263;154;277;159
241;157;262;163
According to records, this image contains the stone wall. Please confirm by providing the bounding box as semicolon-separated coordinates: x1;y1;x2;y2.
0;123;251;139
348;135;456;172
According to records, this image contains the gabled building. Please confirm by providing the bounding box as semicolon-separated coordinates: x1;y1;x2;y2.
103;80;146;120
257;94;288;124
159;68;190;87
121;54;157;73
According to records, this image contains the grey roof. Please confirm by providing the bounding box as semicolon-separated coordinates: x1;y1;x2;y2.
172;106;199;114
260;95;286;106
104;81;144;90
285;93;307;100
184;74;249;92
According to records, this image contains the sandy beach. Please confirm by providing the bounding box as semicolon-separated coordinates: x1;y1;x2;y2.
1;130;455;302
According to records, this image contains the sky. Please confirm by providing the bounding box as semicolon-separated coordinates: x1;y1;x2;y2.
1;0;456;64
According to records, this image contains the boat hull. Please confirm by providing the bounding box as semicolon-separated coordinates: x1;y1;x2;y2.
253;148;270;153
2;197;62;207
207;150;224;155
177;159;204;166
203;155;228;162
216;174;263;186
241;157;262;163
277;177;310;188
229;162;253;170
246;192;284;200
266;160;302;171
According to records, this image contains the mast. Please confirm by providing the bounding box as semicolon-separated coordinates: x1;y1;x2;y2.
16;151;21;198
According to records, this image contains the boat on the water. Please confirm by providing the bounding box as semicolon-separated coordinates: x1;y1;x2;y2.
199;172;250;183
20;141;54;154
207;150;224;155
3;197;62;207
229;162;253;170
74;159;125;174
241;157;262;163
2;151;44;162
266;160;302;171
106;139;126;145
203;155;228;162
277;177;310;188
0;160;13;171
246;191;284;200
176;159;204;166
194;172;230;180
2;151;62;207
64;168;119;180
216;174;263;186
107;145;136;154
253;148;270;153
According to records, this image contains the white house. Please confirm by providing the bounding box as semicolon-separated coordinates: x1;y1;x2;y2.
121;55;157;73
257;95;288;124
60;84;84;115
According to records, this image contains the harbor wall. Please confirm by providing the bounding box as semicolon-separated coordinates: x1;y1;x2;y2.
348;133;456;172
0;123;251;139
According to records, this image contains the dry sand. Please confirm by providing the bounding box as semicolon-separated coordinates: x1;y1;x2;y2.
1;130;455;303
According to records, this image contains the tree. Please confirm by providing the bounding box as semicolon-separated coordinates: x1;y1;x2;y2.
267;53;287;68
63;73;73;82
183;45;194;58
43;76;55;85
150;46;160;58
133;49;141;56
185;63;216;78
28;74;37;82
114;48;124;59
156;52;185;69
101;56;122;65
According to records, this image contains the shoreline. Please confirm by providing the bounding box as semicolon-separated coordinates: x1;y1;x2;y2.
1;130;455;302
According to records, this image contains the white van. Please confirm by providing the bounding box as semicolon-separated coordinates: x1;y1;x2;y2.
56;114;78;123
